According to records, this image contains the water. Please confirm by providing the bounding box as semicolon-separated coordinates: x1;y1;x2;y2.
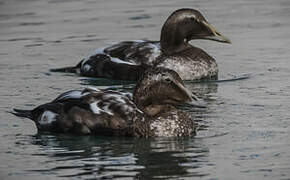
1;0;290;179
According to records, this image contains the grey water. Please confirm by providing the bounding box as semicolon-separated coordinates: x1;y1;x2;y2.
0;0;290;179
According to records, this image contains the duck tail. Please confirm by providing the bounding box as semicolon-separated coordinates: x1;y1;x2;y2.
50;61;82;73
11;109;33;120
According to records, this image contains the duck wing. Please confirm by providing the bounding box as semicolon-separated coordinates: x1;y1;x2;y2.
78;41;161;80
51;87;140;122
51;40;161;80
104;40;161;65
12;88;141;135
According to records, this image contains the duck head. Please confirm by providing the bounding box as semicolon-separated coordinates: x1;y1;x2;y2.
133;67;200;116
160;8;231;54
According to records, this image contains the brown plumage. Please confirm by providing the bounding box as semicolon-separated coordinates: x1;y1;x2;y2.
12;68;198;137
51;8;230;81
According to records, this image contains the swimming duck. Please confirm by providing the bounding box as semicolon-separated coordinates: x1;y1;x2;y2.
51;8;230;81
12;68;199;137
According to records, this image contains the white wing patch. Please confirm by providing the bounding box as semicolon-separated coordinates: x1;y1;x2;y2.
88;91;138;116
90;101;108;114
81;41;161;69
83;64;91;72
110;57;136;65
54;88;101;102
104;93;127;104
39;111;57;125
144;42;161;64
82;46;137;67
65;90;83;99
85;86;101;92
54;90;83;101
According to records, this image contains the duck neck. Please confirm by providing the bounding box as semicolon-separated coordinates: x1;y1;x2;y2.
134;103;172;118
133;96;161;117
160;23;189;55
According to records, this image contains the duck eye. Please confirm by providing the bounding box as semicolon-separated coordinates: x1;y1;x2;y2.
165;77;171;83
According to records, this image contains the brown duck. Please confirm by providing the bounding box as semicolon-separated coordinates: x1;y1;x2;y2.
12;68;202;137
51;8;231;81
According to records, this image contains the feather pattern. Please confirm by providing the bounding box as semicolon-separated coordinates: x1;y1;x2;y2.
50;8;230;81
12;68;197;137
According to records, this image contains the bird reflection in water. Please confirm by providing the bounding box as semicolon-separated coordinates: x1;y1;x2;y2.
23;134;211;179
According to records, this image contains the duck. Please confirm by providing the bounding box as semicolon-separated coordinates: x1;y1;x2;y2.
12;67;201;137
51;8;231;81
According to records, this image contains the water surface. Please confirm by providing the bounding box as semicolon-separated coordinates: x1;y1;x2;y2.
0;0;290;179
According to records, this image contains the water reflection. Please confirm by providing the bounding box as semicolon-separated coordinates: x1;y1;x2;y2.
23;134;210;179
18;79;220;178
186;82;218;100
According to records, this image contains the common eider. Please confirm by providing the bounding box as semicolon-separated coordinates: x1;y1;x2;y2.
51;8;231;81
12;68;200;137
